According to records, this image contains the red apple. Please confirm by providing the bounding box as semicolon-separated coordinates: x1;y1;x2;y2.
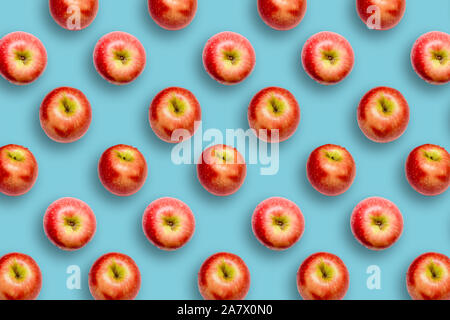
351;197;403;250
405;144;449;196
257;0;307;31
357;86;409;143
198;252;250;300
306;144;356;196
0;144;38;196
98;144;148;196
149;87;201;143
148;0;197;30
297;252;349;300
248;87;300;143
0;32;47;85
356;0;405;30
44;197;96;251
40;87;92;143
302;31;354;85
406;252;450;300
197;144;246;196
0;253;42;300
93;31;146;85
252;197;305;250
203;31;256;85
49;0;99;30
411;31;450;85
142;197;195;250
89;252;141;300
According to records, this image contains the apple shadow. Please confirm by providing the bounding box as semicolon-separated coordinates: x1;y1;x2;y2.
193;39;256;97
135;0;199;40
133;204;185;261
292;45;348;98
340;201;379;258
38;0;87;38
137;101;177;153
88;155;139;205
402;48;450;95
296;152;345;205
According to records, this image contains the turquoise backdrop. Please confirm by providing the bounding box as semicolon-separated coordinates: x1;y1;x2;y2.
0;0;448;300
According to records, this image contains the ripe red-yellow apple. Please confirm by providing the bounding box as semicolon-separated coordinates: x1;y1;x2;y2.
357;86;409;143
93;31;146;85
198;252;250;300
148;0;197;30
411;31;450;85
0;253;42;300
248;87;300;143
44;197;97;251
142;197;195;250
306;144;356;196
406;252;450;300
351;197;403;250
252;197;305;250
405;144;449;196
203;32;255;85
149;87;201;143
197;144;246;196
297;252;349;300
89;252;141;300
356;0;406;30
257;0;307;31
0;144;38;196
49;0;99;30
302;31;354;85
98;144;148;196
0;32;47;85
40;87;92;143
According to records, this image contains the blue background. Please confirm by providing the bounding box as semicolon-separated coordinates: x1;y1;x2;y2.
0;0;448;300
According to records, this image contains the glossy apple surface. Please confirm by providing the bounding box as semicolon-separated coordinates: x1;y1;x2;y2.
98;144;148;196
148;0;197;30
252;197;305;250
197;144;246;196
49;0;99;30
0;253;42;300
93;31;146;85
203;31;255;85
411;31;450;85
40;87;92;143
0;144;38;196
257;0;307;30
357;86;409;143
198;252;250;300
149;87;201;143
356;0;405;30
351;197;403;250
407;252;450;300
297;252;349;300
405;144;449;196
0;32;47;85
248;87;300;142
142;197;195;250
89;252;141;300
306;144;356;196
302;31;354;85
44;197;96;251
